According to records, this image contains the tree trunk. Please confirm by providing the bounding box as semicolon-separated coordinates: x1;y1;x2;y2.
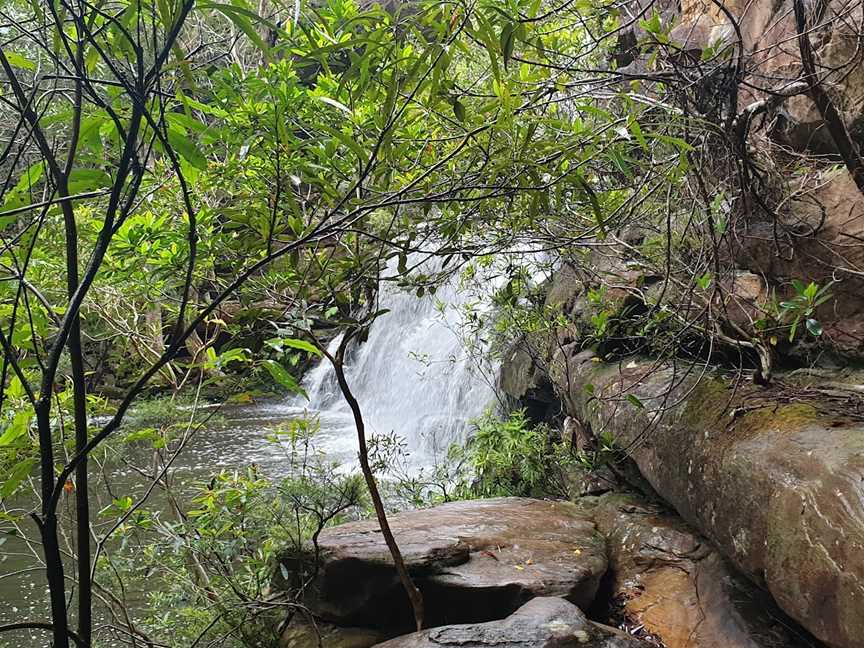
326;332;425;631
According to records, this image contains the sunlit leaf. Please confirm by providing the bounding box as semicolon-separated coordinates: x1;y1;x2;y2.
263;360;307;398
5;52;35;71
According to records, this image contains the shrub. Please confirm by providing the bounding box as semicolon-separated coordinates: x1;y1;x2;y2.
449;409;572;498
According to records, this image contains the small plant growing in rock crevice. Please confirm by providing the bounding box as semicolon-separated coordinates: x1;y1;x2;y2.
779;280;833;342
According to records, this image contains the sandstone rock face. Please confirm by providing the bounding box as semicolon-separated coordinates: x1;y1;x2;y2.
615;0;864;360
735;169;864;359
587;492;816;648
554;353;864;648
300;498;607;632
373;597;647;648
668;0;864;141
497;343;557;420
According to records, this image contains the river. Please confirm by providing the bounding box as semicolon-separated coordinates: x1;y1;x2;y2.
0;255;500;647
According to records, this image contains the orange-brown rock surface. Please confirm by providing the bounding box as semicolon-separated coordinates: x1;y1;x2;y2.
587;492;817;648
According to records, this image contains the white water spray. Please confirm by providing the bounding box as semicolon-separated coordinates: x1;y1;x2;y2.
287;257;498;466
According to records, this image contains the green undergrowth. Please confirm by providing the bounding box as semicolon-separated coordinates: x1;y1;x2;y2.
99;403;576;646
448;409;574;499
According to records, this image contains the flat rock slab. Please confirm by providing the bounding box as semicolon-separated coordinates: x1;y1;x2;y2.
301;498;607;631
373;597;647;648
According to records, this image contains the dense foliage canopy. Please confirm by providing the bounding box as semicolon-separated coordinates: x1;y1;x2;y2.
1;0;857;644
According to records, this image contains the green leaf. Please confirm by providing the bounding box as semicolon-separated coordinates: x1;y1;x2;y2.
114;496;133;511
453;100;466;122
124;428;165;448
263;360;307;398
805;318;823;337
5;52;36;71
639;12;662;34
626;394;645;409
179;94;229;118
199;2;272;56
0;410;31;446
278;338;321;356
471;14;501;82
219;348;249;364
318;96;353;115
500;23;516;68
609;148;632;177
650;133;694;152
167;112;221;144
628;117;648;151
12;162;44;192
67;168;111;194
0;162;45;217
167;127;207;169
789;318;800;342
318;123;365;161
79;114;107;154
1;458;36;498
574;173;605;236
99;496;134;517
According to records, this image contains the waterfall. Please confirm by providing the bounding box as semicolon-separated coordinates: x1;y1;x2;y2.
287;257;498;467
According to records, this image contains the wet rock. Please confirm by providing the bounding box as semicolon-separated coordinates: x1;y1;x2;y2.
297;498;607;633
281;619;384;648
587;492;816;648
373;597;648;648
562;463;621;499
717;271;768;333
544;262;584;317
563;416;593;453
554;354;864;648
498;343;540;401
610;0;864;361
498;343;557;420
664;0;864;144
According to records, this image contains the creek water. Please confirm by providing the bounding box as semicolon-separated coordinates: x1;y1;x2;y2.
0;258;498;647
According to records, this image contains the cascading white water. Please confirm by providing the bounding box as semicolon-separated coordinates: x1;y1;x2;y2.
287;257;499;467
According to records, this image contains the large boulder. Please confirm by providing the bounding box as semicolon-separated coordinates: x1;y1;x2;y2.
498;343;557;420
373;597;647;648
586;492;816;648
295;498;607;633
553;352;864;648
